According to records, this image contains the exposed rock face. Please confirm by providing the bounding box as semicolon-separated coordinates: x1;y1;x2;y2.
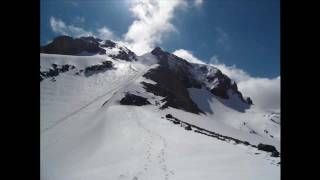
152;48;252;103
101;40;116;48
141;47;252;114
208;70;232;98
246;97;253;105
142;47;203;114
40;64;75;81
84;61;113;77
80;36;102;43
41;36;138;62
109;47;138;62
120;93;151;106
142;68;203;114
194;64;252;105
40;36;106;55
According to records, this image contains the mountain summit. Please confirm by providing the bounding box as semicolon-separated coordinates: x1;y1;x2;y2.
41;35;137;61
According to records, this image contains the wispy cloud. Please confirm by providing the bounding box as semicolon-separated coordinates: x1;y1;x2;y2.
97;26;114;40
49;0;198;55
74;16;85;24
122;0;187;55
194;0;204;7
208;55;251;82
50;17;93;37
50;16;115;40
173;49;280;112
208;57;280;111
50;17;67;35
65;1;79;7
216;27;230;50
173;49;205;64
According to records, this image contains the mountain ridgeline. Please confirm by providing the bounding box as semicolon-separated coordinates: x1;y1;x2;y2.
41;35;137;61
141;47;253;114
40;36;252;115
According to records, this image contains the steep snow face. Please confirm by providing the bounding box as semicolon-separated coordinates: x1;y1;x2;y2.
41;44;280;180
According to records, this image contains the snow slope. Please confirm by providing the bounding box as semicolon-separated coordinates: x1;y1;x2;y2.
41;42;280;180
187;87;280;146
40;53;149;132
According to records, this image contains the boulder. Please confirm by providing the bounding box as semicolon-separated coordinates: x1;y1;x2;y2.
120;93;151;106
165;114;173;119
257;143;277;152
84;61;113;76
185;125;192;131
257;143;280;157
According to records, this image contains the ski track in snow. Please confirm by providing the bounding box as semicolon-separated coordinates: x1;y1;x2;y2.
41;64;155;152
41;64;151;134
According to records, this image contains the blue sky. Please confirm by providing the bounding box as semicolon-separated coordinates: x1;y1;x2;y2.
41;0;280;79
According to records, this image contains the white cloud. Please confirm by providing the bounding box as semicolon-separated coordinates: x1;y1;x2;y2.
173;49;280;112
194;0;203;7
49;0;192;55
209;63;251;83
97;26;114;40
50;17;93;37
122;0;187;55
173;49;205;64
50;17;116;40
237;77;280;112
210;59;280;112
50;17;68;35
68;25;93;37
209;58;280;112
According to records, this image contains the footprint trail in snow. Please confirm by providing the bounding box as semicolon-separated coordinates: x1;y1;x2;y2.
123;111;174;180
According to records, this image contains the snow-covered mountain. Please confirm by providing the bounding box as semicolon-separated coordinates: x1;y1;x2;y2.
40;36;280;180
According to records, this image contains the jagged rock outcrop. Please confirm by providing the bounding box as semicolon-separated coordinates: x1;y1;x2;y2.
142;48;203;114
141;47;252;114
193;64;252;105
101;40;116;48
40;36;106;55
40;64;75;81
41;35;138;61
109;47;138;62
84;61;113;77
